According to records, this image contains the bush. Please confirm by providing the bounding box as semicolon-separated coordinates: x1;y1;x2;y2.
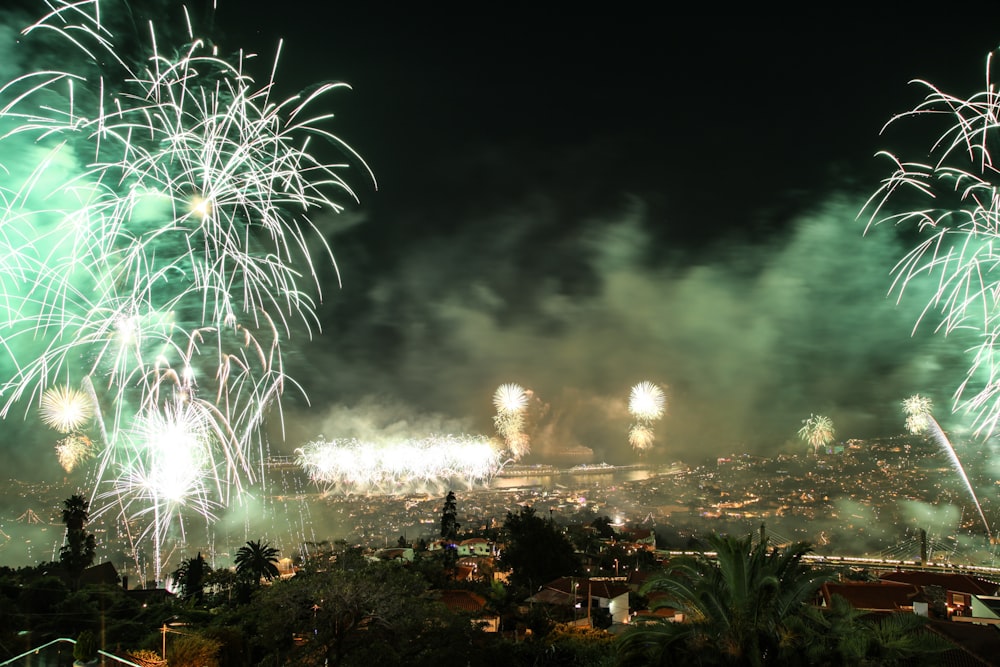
73;630;98;662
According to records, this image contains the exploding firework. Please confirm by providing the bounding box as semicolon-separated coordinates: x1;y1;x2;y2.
0;1;371;582
493;383;530;459
798;414;834;453
900;395;991;539
100;398;226;583
862;48;1000;437
628;423;655;452
629;381;666;421
627;381;666;452
55;433;94;473
297;435;504;494
39;385;94;434
902;394;933;435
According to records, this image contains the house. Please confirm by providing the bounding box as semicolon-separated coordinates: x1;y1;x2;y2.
879;571;1000;618
438;589;500;632
820;581;920;612
375;547;414;563
925;618;1000;666
620;528;656;550
78;561;121;588
528;577;631;626
458;537;492;557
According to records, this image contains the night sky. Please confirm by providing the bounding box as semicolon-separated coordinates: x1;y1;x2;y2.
6;4;1000;478
236;9;1000;463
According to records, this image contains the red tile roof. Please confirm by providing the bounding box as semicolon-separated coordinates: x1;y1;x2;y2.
822;581;919;611
879;571;1000;597
439;589;488;613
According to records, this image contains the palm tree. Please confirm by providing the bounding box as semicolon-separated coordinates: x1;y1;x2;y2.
61;494;89;532
781;594;952;666
172;552;210;602
234;539;280;586
59;494;96;591
617;533;835;666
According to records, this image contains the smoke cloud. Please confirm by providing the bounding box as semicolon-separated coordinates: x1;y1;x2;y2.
281;192;967;465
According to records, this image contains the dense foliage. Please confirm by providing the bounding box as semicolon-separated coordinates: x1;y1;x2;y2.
0;513;962;667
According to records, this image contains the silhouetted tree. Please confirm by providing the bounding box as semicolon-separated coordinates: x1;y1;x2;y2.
173;552;209;603
59;494;96;591
498;505;579;592
234;540;280;586
251;562;446;666
591;516;616;540
440;490;459;541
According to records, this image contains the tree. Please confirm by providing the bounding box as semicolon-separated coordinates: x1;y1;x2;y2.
166;633;222;667
73;629;98;665
780;594;952;666
617;533;835;666
440;490;460;541
251;562;446;666
59;494;96;591
498;505;580;592
234;539;280;586
591;516;616;540
62;494;89;532
173;552;210;603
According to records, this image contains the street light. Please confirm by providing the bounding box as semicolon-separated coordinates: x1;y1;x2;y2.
161;617;187;660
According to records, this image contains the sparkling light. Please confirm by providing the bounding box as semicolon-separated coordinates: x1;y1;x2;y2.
39;385;94;434
55;433;94;473
627;381;666;453
798;414;835;453
903;394;933;435
862;47;1000;437
901;394;991;539
0;0;371;582
493;383;530;460
629;381;665;421
297;435;504;494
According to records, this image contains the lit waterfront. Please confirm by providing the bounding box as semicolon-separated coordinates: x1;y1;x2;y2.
2;435;999;580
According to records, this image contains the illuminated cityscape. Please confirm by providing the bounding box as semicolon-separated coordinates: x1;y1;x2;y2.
2;431;997;579
6;0;1000;663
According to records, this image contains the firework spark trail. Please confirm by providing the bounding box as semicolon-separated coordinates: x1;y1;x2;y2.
628;381;665;452
98;397;223;583
493;383;530;459
902;394;992;539
297;435;504;495
0;1;371;582
926;417;992;540
862;49;1000;437
798;413;834;454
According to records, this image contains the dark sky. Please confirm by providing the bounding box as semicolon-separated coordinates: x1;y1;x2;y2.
220;8;1000;240
211;8;1000;463
6;4;1000;478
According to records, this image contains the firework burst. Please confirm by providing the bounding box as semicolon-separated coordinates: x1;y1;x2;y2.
627;381;666;453
297;435;503;495
493;383;530;459
629;381;666;420
55;433;94;473
798;414;834;453
0;1;371;582
39;384;94;434
903;394;933;435
862;47;1000;437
